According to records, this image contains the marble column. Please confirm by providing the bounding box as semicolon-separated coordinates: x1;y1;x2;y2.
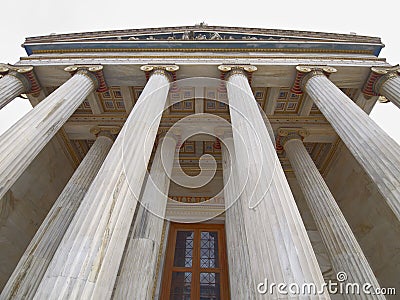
369;67;400;109
280;128;384;300
0;66;104;200
33;66;177;300
297;66;400;223
0;128;115;300
114;133;178;299
220;135;255;300
221;65;328;299
0;64;39;109
0;75;26;109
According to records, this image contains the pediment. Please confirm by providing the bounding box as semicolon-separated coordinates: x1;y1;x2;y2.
24;24;382;44
23;25;384;56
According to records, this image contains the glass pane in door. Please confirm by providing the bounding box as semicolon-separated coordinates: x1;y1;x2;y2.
200;231;219;268
200;272;220;300
170;271;192;300
174;231;194;267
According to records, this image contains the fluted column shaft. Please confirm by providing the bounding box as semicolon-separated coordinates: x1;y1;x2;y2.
226;70;328;299
33;71;170;300
304;73;400;222
1;134;113;299
0;74;26;109
114;135;177;299
0;71;97;200
284;137;384;300
221;137;255;300
379;76;400;109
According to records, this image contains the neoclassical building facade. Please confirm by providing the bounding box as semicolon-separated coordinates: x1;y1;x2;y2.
0;25;399;299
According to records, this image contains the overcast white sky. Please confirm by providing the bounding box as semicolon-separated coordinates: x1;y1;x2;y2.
0;0;399;143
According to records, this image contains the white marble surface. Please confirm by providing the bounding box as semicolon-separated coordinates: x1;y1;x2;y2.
305;74;400;223
33;72;170;299
284;137;384;299
0;74;25;110
325;143;400;299
221;137;256;300
0;72;95;200
227;71;329;299
0;136;75;290
113;135;176;299
1;135;113;299
380;76;400;109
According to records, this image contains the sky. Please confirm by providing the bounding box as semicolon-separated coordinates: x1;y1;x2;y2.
0;0;399;143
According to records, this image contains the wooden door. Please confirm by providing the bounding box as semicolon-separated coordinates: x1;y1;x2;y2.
161;223;230;299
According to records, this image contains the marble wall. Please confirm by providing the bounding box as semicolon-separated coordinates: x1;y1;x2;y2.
325;142;400;299
0;136;75;289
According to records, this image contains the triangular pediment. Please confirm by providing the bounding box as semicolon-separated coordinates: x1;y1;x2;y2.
25;24;381;44
22;25;383;56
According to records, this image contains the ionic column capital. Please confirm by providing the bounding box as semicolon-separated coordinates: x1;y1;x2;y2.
64;65;108;92
0;63;41;95
291;65;337;94
218;64;257;81
90;125;120;140
140;64;179;82
362;65;400;97
156;128;182;150
278;127;309;147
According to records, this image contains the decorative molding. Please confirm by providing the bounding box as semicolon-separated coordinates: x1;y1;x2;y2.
165;201;225;222
66;113;330;123
64;65;108;92
0;63;41;96
169;196;215;203
362;65;400;97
